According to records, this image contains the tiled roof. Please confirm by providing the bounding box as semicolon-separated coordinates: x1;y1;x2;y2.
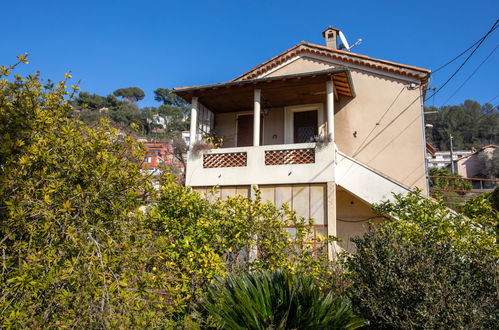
456;144;498;161
232;42;430;82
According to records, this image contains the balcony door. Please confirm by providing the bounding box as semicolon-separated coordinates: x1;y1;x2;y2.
293;110;318;143
284;104;324;144
237;114;263;147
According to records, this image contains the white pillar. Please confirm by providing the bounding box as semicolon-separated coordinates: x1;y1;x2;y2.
253;89;261;146
326;81;335;140
326;181;338;260
189;96;198;147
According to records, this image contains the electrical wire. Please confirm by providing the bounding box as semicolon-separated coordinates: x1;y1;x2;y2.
485;92;499;104
442;43;499;105
352;86;405;156
426;20;498;102
432;23;498;74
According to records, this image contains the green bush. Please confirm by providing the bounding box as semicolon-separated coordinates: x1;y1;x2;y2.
373;190;497;257
0;58;172;327
200;270;365;329
346;228;497;329
148;179;346;315
462;192;499;236
429;167;472;210
491;186;499;211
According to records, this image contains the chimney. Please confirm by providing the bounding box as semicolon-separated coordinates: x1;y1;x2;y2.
322;26;340;49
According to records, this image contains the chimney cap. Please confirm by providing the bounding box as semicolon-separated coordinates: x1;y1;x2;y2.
322;26;340;37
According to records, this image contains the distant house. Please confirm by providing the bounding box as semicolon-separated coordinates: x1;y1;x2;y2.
428;150;473;169
172;26;431;253
455;145;498;189
181;131;191;145
142;142;175;170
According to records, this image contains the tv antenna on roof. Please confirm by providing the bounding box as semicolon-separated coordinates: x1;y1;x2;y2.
338;30;362;51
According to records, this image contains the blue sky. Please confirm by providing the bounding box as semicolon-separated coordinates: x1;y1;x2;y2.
2;0;498;108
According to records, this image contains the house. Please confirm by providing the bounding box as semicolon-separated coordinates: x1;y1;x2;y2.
173;27;431;252
454;145;498;189
141;141;176;170
428;150;473;170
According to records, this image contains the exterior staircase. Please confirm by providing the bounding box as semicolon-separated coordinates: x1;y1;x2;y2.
335;151;412;204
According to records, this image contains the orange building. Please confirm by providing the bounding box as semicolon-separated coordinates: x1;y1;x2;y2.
142;142;176;170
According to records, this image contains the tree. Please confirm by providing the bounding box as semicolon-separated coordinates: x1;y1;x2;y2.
479;147;499;179
154;88;183;106
0;58;172;327
113;87;145;103
425;100;498;150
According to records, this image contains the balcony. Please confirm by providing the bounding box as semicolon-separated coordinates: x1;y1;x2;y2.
186;143;335;186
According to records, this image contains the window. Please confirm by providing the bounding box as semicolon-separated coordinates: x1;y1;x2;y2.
293;110;318;143
284;104;325;144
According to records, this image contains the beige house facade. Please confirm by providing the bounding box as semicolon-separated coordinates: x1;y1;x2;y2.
173;27;431;252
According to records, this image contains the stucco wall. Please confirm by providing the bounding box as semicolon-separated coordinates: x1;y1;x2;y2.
336;187;381;251
265;56;427;193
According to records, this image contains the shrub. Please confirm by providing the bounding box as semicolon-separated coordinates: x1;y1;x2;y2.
148;179;346;315
0;58;173;327
462;192;499;235
373;190;497;257
429;167;472;210
200;270;365;329
346;228;497;329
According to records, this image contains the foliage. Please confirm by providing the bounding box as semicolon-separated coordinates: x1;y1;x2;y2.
429;167;472;191
200;270;365;330
372;190;497;258
153;88;186;107
462;192;499;235
73;88;189;139
0;59;182;327
71;91;122;111
478;147;499;178
346;228;497;329
492;186;499;211
149;178;345;315
113;86;145;103
429;167;472;210
425;100;498;150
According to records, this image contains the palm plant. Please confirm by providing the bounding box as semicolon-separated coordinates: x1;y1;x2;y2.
200;270;365;329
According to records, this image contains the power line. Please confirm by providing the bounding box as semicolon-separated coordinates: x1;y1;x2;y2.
442;43;498;105
485;92;499;104
432;32;493;74
426;20;498;102
352;87;405;156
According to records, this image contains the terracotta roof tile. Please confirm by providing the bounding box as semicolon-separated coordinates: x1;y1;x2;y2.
232;42;430;82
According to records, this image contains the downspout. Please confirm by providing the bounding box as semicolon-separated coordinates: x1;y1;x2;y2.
420;81;430;197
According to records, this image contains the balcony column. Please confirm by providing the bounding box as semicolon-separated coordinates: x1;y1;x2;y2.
189;96;198;147
326;80;335;140
253;89;261;146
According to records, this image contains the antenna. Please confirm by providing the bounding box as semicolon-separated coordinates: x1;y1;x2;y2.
338;31;350;51
338;30;362;51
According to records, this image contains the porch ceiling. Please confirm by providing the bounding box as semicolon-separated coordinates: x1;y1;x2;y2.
172;68;355;113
